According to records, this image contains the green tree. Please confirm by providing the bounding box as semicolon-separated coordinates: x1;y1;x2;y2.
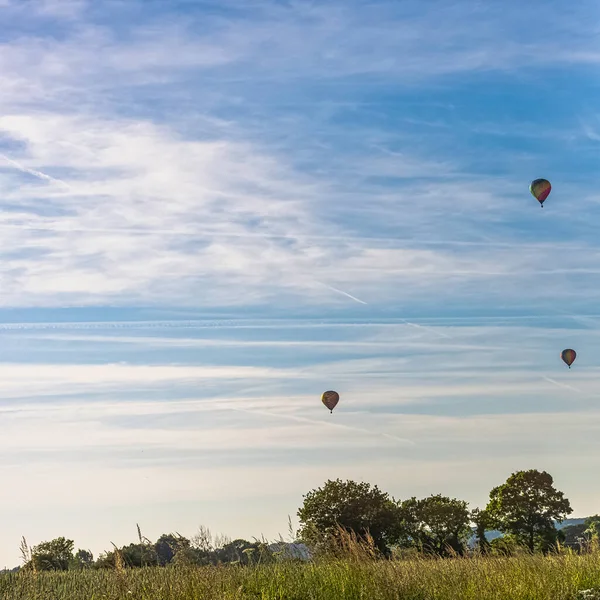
471;508;492;554
162;525;218;566
397;495;471;556
485;469;572;553
490;535;519;556
120;543;158;568
70;549;94;570
31;537;75;571
560;522;587;549
154;533;190;566
94;551;116;569
170;546;205;567
583;515;600;550
214;539;258;565
585;515;600;538
297;479;398;556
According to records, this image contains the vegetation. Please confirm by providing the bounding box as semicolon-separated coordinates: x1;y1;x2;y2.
297;478;398;557
486;469;573;553
3;538;600;599
3;468;600;599
396;494;472;557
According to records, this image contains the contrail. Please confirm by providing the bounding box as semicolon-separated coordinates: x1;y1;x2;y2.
542;376;582;393
399;319;452;339
316;281;368;305
0;318;460;333
225;405;415;447
0;221;590;250
380;432;416;444
0;154;72;189
314;283;452;339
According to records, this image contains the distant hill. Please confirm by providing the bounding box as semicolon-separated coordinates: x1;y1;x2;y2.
556;518;588;530
0;566;19;574
468;518;587;547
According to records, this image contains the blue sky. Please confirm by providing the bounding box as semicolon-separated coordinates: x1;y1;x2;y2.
0;0;600;567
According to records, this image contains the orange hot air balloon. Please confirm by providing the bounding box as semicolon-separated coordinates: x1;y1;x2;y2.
530;178;551;207
321;390;339;413
561;349;576;368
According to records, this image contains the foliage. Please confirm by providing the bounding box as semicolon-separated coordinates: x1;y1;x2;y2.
30;537;75;572
297;478;398;556
585;516;600;541
3;549;600;600
119;543;159;568
170;546;207;567
561;522;588;547
471;508;492;554
213;539;275;566
155;533;191;566
9;469;585;580
396;494;471;556
94;550;117;570
70;549;94;570
486;469;573;552
191;525;214;554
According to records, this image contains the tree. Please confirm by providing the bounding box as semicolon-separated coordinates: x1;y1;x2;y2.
213;539;266;565
154;533;190;566
485;469;572;553
582;515;600;551
185;525;215;566
31;537;74;571
490;535;519;556
70;549;94;570
297;479;398;556
95;551;116;569
585;515;600;539
397;495;471;556
191;525;214;554
170;546;205;567
120;543;158;568
560;522;587;549
470;508;492;555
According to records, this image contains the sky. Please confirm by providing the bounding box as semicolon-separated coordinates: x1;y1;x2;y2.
0;0;600;568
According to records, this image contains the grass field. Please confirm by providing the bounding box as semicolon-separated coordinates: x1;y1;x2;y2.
2;551;600;600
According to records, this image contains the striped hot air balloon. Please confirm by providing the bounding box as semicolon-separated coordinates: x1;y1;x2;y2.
530;178;552;207
321;390;339;413
561;349;576;368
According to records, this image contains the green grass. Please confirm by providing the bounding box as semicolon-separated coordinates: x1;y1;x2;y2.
2;552;600;600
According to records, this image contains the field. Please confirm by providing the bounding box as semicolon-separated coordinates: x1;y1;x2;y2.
2;551;600;600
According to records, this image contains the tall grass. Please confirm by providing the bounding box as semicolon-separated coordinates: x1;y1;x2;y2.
2;552;600;600
3;531;600;600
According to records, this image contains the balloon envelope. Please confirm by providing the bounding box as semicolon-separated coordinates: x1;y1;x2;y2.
530;179;551;205
321;390;339;412
561;349;576;368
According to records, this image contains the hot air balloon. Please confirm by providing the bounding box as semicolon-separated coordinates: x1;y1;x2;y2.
561;349;576;368
530;178;551;207
321;390;339;413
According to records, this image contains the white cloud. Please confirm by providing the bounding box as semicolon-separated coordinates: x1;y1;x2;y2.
0;0;87;18
0;109;597;308
0;1;597;310
0;363;294;399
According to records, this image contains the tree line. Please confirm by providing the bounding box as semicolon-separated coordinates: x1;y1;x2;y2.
16;526;279;572
297;469;599;558
8;468;600;572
